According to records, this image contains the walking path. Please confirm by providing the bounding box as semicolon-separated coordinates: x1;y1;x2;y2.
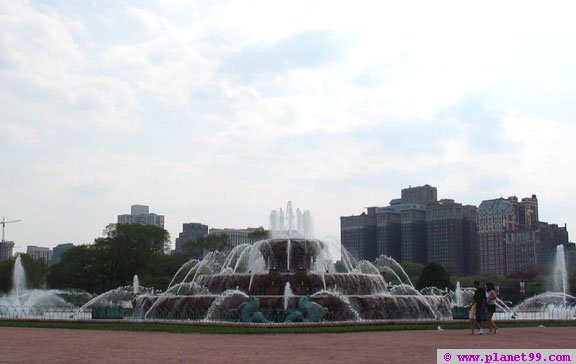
1;326;575;363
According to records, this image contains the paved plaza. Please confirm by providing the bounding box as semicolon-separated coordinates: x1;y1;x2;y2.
1;326;575;363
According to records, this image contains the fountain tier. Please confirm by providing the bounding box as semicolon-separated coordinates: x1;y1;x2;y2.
133;238;451;322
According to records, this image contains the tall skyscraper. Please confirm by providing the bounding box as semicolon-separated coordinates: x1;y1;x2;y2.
340;211;377;261
401;184;438;205
52;243;75;264
400;204;427;264
26;246;52;262
175;223;209;254
426;199;477;275
462;206;479;275
341;185;437;264
504;195;540;275
375;206;402;261
477;198;515;275
477;195;541;275
0;241;14;262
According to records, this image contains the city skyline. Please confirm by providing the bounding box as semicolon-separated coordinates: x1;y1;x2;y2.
4;186;573;253
2;1;576;250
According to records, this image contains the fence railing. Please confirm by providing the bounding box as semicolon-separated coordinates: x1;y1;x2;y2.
1;304;575;323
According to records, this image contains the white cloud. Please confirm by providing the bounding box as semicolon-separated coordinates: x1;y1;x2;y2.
1;0;576;248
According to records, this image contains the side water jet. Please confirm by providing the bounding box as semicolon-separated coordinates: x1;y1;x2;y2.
284;282;293;310
133;275;140;295
554;244;568;305
12;255;25;299
0;255;90;316
509;244;576;320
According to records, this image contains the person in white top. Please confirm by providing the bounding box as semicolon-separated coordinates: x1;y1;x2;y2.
485;282;498;334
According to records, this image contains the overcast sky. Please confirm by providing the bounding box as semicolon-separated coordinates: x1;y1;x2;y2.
2;1;576;251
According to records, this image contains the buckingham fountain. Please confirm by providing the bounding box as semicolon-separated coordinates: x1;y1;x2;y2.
131;202;452;322
2;202;575;323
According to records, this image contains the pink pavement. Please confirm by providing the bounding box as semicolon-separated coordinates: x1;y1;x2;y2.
1;326;575;363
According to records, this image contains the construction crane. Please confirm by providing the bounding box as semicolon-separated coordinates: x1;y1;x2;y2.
1;217;22;243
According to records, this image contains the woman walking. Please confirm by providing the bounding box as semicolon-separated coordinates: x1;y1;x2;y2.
486;282;498;334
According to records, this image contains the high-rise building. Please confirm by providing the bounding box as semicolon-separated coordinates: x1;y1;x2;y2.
535;222;569;274
209;227;265;249
477;198;515;275
52;243;75;264
400;205;427;264
340;211;377;261
0;241;14;262
175;223;208;254
117;204;164;228
343;187;569;276
504;195;541;275
426;199;477;275
341;184;437;264
130;204;149;216
505;230;538;275
26;246;52;262
478;194;572;276
516;195;539;230
564;244;576;275
477;195;544;275
401;184;437;205
462;206;479;275
375;206;402;261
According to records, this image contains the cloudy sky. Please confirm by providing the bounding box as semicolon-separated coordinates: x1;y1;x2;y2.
2;0;576;251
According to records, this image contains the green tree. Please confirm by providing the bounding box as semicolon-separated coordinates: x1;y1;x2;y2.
19;254;50;289
0;258;14;293
47;245;104;293
103;223;170;254
141;254;190;290
47;224;171;294
399;262;425;285
93;223;170;289
571;272;576;297
416;262;453;291
0;255;51;292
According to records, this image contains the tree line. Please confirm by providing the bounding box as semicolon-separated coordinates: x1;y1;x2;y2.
0;224;270;294
0;224;187;294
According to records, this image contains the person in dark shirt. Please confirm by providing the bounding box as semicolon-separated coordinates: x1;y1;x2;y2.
473;281;488;334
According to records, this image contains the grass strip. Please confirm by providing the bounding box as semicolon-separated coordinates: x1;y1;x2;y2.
1;319;575;335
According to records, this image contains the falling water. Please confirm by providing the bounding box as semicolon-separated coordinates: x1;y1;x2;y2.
287;201;294;232
167;259;198;290
376;255;413;287
287;239;291;271
379;266;403;286
133;275;140;295
553;244;569;304
312;288;362;321
204;289;248;321
12;256;26;299
455;281;462;307
284;282;293;310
